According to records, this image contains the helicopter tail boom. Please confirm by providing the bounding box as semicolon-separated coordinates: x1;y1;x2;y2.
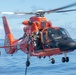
2;16;15;54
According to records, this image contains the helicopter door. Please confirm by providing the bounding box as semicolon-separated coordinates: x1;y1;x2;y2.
41;30;51;48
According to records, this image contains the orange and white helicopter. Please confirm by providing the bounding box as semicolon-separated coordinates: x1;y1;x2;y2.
0;2;76;74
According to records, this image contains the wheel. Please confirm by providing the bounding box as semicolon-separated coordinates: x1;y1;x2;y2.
50;58;55;64
26;60;30;67
44;56;46;58
65;57;69;62
62;57;66;63
38;56;41;59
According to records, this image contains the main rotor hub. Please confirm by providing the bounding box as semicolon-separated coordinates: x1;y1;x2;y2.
35;10;45;17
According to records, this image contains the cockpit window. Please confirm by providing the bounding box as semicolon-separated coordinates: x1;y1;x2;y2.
42;28;71;43
48;28;61;40
58;28;70;38
47;28;71;41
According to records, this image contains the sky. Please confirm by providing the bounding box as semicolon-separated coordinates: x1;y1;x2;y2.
0;0;76;39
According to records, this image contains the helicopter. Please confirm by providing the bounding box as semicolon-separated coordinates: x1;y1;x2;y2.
0;2;76;75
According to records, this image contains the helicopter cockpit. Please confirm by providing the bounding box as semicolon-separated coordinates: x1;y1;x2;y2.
37;28;75;49
42;27;71;44
48;27;71;41
40;27;76;51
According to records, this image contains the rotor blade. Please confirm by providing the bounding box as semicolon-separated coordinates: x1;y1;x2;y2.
55;9;76;13
14;12;35;15
0;12;35;15
0;12;15;15
46;2;76;14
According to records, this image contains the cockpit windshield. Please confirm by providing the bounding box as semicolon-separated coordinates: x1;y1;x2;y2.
48;28;71;40
58;28;70;39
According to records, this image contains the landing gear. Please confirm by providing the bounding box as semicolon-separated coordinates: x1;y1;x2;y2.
62;57;69;63
62;57;66;63
50;58;55;64
66;57;69;62
61;53;69;63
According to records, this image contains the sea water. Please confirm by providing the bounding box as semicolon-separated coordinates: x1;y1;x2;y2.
0;39;76;75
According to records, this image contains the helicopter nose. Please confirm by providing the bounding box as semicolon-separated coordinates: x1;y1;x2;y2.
67;42;76;50
58;39;76;51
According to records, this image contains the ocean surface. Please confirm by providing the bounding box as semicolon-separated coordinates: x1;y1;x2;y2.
0;39;76;75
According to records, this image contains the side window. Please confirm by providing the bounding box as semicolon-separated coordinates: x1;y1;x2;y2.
48;28;61;40
59;28;70;38
60;29;66;35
